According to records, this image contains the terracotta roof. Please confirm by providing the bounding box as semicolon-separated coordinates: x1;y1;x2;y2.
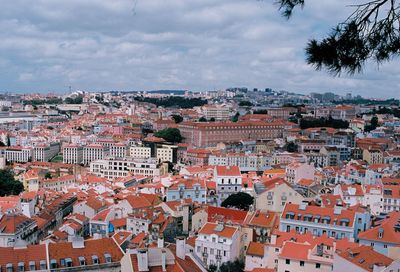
0;244;47;270
279;241;311;260
198;222;238;238
215;165;241;176
48;238;123;268
337;245;393;272
246;242;264;257
358;211;400;245
207;206;248;224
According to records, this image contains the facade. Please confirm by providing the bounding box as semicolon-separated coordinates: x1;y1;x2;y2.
285;162;315;184
195;223;240;268
129;146;151;159
90;157;167;179
178;120;293;147
83;144;109;165
214;166;242;204
63;144;83;164
255;178;305;213
280;203;358;240
4;146;32;162
166;179;207;204
33;143;60;162
209;152;271;172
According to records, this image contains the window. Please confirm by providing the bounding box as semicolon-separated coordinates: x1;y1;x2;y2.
384;245;388;249
104;253;112;263
300;261;304;266
286;259;290;265
79;257;86;266
316;263;321;268
275;248;279;252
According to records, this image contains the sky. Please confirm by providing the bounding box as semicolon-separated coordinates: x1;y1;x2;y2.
0;0;399;98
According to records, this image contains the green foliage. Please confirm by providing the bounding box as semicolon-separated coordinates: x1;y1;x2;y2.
172;114;184;123
45;172;52;179
276;0;400;74
231;112;240;122
221;192;254;210
0;169;24;197
199;117;207;122
253;109;268;114
285;142;298;153
238;100;253;107
208;259;245;272
65;96;83;104
22;98;63;106
134;96;207;109
154;128;183;143
299;116;349;129
365;116;379;132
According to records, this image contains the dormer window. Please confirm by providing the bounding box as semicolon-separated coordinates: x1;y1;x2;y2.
378;228;384;238
104;253;112;263
50;259;57;269
28;261;35;271
78;257;86;266
92;255;99;265
17;262;24;272
65;258;73;267
39;260;46;270
6;263;13;272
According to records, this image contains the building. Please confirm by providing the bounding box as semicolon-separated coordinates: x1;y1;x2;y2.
254;178;304;213
83;144;109;165
63;144;83;164
202;105;231;120
109;143;127;158
214;166;242;204
90;157;168;179
285;162;315;184
4;146;32;163
333;245;395;272
166;179;207;204
195;222;240;268
33;142;60;162
129;146;151;159
358;211;400;259
280;203;358;240
0;213;38;247
178;120;292;147
363;149;384;164
209;152;271;172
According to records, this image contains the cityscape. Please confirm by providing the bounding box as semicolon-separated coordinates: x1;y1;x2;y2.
0;1;400;272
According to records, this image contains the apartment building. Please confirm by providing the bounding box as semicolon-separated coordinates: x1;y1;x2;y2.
214;166;242;203
109;143;127;158
83;144;109;165
178;120;293;147
33;143;60;162
63;144;83;164
195;222;240;268
285;162;315;184
90;157;167;179
209;152;271;172
129;146;151;159
166;179;207;204
3;146;33;162
202;105;231;120
280;203;363;240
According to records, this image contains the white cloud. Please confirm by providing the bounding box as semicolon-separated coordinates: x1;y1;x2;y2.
0;0;398;97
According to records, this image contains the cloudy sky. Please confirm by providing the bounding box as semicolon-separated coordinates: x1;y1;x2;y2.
0;0;399;97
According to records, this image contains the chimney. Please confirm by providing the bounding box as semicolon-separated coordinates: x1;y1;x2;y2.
158;235;164;248
137;248;149;272
71;236;85;249
161;249;167;272
176;236;186;260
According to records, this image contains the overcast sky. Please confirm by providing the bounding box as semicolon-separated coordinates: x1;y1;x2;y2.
0;0;399;98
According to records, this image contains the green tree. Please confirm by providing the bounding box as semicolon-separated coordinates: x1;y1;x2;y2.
45;172;52;179
221;192;254;210
231;112;240;122
154;128;183;143
209;117;216;122
208;259;244;272
0;169;24;196
238;101;253;107
276;0;400;74
285;142;298;153
171;114;184;124
199;117;207;122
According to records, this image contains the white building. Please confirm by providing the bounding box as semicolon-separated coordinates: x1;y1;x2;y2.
129;146;151;159
209;152;271;172
4;147;33;163
33;143;60;162
83;144;109;165
195;222;240;268
63;144;83;164
90;157;167;179
214;166;242;203
109;143;127;158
